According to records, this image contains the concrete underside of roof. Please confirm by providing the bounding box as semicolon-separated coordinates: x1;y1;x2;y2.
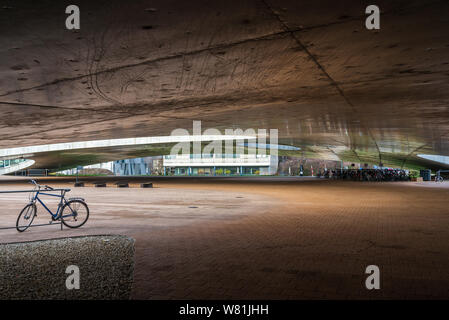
1;0;448;170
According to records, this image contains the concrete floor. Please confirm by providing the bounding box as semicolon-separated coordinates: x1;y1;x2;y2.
1;178;448;299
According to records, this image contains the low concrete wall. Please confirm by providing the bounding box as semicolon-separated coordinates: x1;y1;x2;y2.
0;235;135;299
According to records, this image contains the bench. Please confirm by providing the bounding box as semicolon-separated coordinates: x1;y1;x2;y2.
115;181;129;188
140;182;153;188
93;181;107;187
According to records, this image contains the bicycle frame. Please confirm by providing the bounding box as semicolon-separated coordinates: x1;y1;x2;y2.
31;189;75;219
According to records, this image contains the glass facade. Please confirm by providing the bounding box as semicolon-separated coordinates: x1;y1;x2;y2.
0;159;26;168
163;154;277;176
171;166;262;176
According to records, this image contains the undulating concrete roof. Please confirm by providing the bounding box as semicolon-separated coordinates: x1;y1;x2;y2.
1;0;448;169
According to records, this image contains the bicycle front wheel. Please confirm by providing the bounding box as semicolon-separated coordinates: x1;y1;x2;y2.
61;200;89;228
16;203;37;232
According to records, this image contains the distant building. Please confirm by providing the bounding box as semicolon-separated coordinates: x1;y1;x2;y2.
57;154;278;176
113;157;162;176
163;154;278;176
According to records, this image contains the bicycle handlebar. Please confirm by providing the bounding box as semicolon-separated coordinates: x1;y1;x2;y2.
29;180;55;191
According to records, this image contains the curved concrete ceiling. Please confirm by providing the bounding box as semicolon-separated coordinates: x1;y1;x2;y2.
0;135;256;159
1;0;448;169
0;134;257;170
417;154;449;167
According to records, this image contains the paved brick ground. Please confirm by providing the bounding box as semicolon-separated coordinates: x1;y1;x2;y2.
1;179;448;299
131;180;449;299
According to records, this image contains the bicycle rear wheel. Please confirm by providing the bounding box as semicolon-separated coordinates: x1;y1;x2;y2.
16;203;37;232
61;200;89;228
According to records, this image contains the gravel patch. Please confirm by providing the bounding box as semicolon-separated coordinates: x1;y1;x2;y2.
0;235;135;299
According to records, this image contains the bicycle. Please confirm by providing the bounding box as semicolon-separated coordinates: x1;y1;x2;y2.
16;180;89;232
